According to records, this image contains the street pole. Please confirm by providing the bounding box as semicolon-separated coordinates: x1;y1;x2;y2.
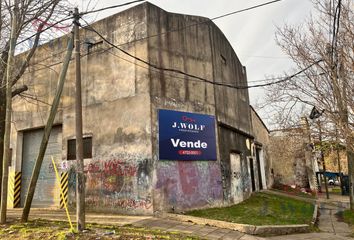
318;120;329;199
335;127;343;193
22;32;74;222
0;0;18;223
301;117;316;195
73;7;85;231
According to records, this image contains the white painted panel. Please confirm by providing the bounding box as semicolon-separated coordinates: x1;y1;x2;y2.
230;153;243;204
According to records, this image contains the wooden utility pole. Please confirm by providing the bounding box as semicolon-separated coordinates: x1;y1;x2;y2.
301;117;316;193
318;120;329;199
0;0;18;224
73;8;85;231
335;127;343;193
21;33;74;222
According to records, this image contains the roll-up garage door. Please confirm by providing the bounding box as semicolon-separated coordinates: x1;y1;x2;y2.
21;126;62;208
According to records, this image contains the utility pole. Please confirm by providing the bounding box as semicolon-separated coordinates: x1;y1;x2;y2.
301;117;316;194
73;8;85;231
335;127;343;193
318;120;329;199
0;0;18;224
22;32;74;222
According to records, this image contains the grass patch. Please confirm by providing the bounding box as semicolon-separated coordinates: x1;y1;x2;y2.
0;219;203;240
186;192;314;226
341;210;354;237
343;210;354;224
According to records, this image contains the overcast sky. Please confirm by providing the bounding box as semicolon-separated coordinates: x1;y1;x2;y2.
71;0;315;127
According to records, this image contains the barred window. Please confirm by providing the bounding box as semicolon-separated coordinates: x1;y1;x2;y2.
67;137;92;160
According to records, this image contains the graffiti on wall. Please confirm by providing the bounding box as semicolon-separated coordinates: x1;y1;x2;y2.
68;153;152;212
86;195;152;210
155;161;223;210
220;159;253;202
233;170;251;191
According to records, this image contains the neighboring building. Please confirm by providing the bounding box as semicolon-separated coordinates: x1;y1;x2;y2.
250;106;272;190
8;2;269;214
269;128;303;186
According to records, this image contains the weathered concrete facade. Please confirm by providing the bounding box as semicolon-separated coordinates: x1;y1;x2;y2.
9;2;267;214
250;106;272;190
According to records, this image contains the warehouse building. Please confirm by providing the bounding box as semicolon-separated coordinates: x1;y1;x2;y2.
8;2;270;214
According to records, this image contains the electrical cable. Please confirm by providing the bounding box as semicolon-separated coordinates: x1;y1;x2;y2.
15;0;284;78
80;0;145;15
82;17;322;90
82;0;283;48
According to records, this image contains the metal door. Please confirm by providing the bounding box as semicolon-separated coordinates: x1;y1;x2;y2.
21;126;62;207
230;153;243;204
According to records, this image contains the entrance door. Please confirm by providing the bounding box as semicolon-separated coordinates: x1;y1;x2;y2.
256;148;267;190
21;126;62;207
230;153;243;203
248;157;256;192
256;148;263;190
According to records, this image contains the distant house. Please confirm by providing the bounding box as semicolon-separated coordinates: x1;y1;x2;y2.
9;2;270;214
269;126;347;189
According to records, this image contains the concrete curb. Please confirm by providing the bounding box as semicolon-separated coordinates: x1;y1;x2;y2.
164;213;256;233
164;213;312;236
311;203;319;226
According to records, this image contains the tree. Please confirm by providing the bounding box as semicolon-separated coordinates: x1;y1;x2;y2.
0;0;69;214
263;0;353;207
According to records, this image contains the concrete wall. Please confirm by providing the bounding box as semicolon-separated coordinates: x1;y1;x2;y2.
250;106;272;189
146;5;223;212
11;3;154;214
269;129;303;186
146;4;252;211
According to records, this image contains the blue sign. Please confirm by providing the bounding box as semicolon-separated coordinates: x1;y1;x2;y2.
158;109;217;161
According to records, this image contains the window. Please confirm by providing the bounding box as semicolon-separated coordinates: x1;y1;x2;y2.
67;137;92;160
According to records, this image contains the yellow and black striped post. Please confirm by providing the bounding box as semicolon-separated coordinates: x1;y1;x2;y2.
60;172;69;209
8;172;21;208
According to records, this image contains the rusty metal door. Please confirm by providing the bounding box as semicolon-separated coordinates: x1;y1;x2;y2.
21;126;62;207
230;153;243;204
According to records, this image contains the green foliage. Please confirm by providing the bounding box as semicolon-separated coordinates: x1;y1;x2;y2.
314;141;346;156
342;210;354;225
186;192;314;226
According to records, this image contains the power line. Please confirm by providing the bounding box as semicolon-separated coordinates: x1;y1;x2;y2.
82;18;322;90
210;0;282;21
16;0;283;72
80;0;145;15
247;73;324;83
80;0;283;48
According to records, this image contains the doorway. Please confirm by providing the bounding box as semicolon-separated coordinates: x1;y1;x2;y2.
230;153;243;203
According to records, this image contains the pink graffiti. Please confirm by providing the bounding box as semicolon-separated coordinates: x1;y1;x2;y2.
178;162;198;195
104;159;137;177
87;161;100;173
84;159;137;177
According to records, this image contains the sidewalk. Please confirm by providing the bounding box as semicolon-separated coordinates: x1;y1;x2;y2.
6;193;353;240
265;191;353;240
7;208;265;240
